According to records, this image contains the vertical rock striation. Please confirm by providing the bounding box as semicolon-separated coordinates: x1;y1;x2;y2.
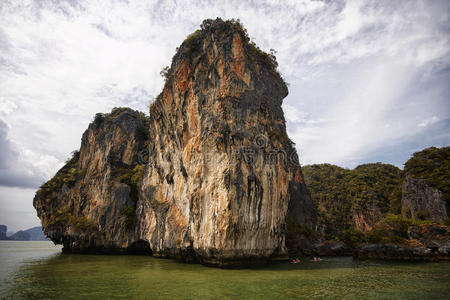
402;175;448;222
137;19;315;264
34;19;316;266
302;163;403;236
34;108;149;253
401;146;449;223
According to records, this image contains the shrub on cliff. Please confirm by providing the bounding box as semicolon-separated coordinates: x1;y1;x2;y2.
108;107;130;120
303;163;403;238
337;214;433;245
303;147;450;245
175;18;280;77
184;29;202;54
404;146;450;204
120;206;135;229
36;150;84;202
111;164;145;202
93;113;105;127
47;205;96;232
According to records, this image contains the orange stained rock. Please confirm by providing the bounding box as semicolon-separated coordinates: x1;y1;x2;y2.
169;205;188;228
187;95;198;134
295;168;303;183
277;160;288;190
217;54;227;97
232;34;245;81
406;239;424;247
183;140;194;161
163;87;172;106
176;60;191;94
154;189;166;203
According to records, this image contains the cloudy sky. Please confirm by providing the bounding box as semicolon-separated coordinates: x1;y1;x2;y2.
1;0;449;231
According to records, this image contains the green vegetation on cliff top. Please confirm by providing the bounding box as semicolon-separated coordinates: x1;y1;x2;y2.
404;146;450;203
36;107;149;233
303;162;403;240
303;146;449;244
182;18;279;70
159;18;282;88
36;150;84;204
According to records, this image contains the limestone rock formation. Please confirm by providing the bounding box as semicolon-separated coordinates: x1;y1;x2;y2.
408;224;450;252
301;147;449;260
302;163;403;237
354;224;449;261
34;19;315;266
34;108;149;252
402;175;448;222
401;146;449;223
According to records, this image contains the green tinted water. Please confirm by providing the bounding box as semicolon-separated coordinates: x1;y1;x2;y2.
0;241;449;299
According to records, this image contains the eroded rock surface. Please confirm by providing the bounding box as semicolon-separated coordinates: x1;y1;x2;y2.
354;224;450;261
34;108;149;253
34;19;315;266
402;175;448;223
401;146;449;222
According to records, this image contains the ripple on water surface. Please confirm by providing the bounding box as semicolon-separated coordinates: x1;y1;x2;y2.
1;241;449;299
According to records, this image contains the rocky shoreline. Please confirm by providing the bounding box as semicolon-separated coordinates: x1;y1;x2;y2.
312;224;450;262
354;224;450;262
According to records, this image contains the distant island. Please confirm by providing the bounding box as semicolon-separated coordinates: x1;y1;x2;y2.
0;225;49;241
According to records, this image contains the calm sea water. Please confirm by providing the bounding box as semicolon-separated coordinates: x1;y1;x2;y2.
0;241;449;299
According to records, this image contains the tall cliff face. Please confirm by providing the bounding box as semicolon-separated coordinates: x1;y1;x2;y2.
302;163;403;238
34;19;316;265
301;147;449;251
34;108;149;252
402;175;447;222
136;19;315;264
401;146;449;223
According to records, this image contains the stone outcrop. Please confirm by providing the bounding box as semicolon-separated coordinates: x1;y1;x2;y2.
352;207;383;232
401;146;449;223
34;19;316;266
301;157;449;260
354;243;436;261
408;224;450;253
311;241;352;256
34;108;149;253
302;163;402;238
402;175;448;222
354;224;449;261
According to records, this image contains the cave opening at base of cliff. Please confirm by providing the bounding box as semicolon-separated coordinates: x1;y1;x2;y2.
127;240;153;255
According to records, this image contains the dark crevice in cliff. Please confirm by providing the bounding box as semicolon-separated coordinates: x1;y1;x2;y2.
34;18;316;266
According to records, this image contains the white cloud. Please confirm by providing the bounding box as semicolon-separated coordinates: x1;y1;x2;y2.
418;116;439;128
0;97;18;115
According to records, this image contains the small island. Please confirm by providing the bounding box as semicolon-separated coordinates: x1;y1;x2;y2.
33;19;449;266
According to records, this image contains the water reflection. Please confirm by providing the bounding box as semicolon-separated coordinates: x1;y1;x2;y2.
1;241;449;299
